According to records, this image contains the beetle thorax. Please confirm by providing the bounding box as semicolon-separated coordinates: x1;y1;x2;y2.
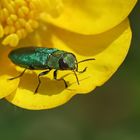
47;52;77;70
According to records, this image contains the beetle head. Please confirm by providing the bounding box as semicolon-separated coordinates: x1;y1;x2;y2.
59;52;95;85
59;53;78;70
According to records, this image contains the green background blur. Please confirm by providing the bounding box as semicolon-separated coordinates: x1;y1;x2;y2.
0;2;139;140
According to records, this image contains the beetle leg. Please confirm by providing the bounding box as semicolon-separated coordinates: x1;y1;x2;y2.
77;67;87;73
35;69;51;93
53;70;68;88
9;68;27;80
53;70;58;79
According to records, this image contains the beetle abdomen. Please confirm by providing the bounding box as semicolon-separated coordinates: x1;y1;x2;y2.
9;47;58;70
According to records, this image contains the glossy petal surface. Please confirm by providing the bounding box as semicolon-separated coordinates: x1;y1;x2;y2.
6;19;131;110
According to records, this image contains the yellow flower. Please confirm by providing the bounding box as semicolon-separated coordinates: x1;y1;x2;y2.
0;0;137;110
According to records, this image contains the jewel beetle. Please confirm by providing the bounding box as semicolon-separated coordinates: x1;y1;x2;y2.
8;47;95;93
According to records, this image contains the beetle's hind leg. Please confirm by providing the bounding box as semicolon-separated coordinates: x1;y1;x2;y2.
9;68;27;80
35;69;51;93
53;70;68;88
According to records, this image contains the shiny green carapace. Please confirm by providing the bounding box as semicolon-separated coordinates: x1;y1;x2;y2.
9;47;95;93
9;47;77;70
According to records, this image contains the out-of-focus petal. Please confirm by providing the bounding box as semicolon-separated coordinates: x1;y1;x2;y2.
40;0;137;34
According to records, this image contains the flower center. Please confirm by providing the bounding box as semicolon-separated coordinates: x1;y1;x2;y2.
0;0;63;47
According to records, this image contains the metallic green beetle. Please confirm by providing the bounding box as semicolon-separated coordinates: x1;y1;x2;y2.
8;47;95;93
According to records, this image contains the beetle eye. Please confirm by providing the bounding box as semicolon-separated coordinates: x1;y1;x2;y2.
59;58;69;70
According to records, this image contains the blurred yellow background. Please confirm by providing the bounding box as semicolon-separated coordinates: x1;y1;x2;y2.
0;2;139;140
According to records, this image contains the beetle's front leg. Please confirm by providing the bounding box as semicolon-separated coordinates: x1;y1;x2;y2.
35;69;51;93
53;70;68;88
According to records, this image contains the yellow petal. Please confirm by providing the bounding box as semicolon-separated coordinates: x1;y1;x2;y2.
40;0;137;34
6;19;131;110
0;75;19;99
0;47;20;98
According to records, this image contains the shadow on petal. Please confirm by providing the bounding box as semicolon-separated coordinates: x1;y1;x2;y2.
17;71;72;96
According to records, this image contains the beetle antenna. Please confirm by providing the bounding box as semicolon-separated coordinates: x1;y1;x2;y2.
73;70;79;85
77;58;95;64
75;58;95;73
